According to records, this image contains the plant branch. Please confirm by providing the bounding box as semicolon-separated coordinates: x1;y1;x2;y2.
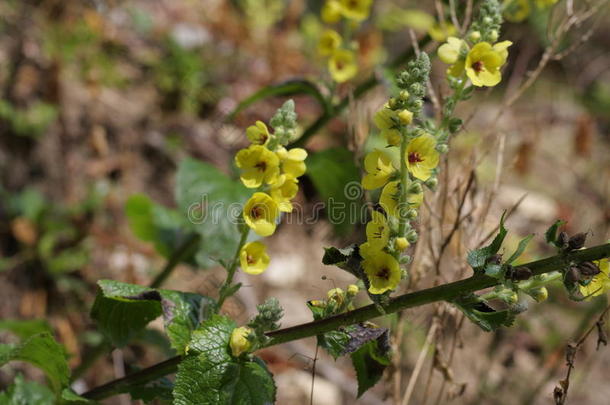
81;243;610;401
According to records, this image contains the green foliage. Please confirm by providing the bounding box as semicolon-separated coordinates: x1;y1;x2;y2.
506;234;534;264
173;315;276;405
175;158;251;268
467;212;507;271
0;319;53;340
0;374;55;405
545;219;567;247
351;338;391;398
453;296;516;332
0;333;69;394
0;100;58;138
123;378;174;403
90;280;216;352
228;80;328;121
306;148;363;236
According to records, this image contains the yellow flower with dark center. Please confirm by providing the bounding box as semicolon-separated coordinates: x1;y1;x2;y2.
465;41;512;87
428;22;457;42
246;121;271;145
318;29;342;56
373;105;401;146
362;249;401;294
239;241;270;275
276;147;307;179
270;177;299;212
379;180;423;218
405;133;440;181
362;149;396;190
328;49;358;83
580;259;610;298
243;192;280;236
229;326;253;357
366;210;390;249
235;145;280;188
322;0;342;23
339;0;372;21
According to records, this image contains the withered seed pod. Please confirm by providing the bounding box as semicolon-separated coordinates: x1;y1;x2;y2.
486;254;503;265
557;231;569;248
565;266;582;284
510;267;533;281
578;261;601;277
567;232;587;251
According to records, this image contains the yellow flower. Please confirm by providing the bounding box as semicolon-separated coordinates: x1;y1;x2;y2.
438;37;466;65
318;29;342;57
239;242;270;275
428;22;457;42
235;145;280;188
373;105;401;146
339;0;372;22
379;180;423;218
270;177;299;212
243;192;280;236
328;49;358;83
362;149;396;190
246;121;271;145
277;147;307;179
580;259;610;298
366;210;390;249
362;250;401;294
322;0;342;23
405;133;440;181
503;0;530;22
465;41;512;87
229;326;252;357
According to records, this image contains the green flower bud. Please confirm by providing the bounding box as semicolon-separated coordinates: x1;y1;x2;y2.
347;284;359;296
425;177;438;190
436;144;449;153
529;287;548;303
406;230;419;243
469;31;481;42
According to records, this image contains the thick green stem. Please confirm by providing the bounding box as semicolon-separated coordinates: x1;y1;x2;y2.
81;243;610;401
398;130;410;237
217;226;250;308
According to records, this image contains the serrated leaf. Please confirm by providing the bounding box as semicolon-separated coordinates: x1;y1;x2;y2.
342;324;389;355
227;79;328;120
306;148;364;236
506;234;534;264
91;280;215;352
467;213;508;271
545;219;566;247
351;335;391;398
60;388;93;404
0;374;55;405
318;330;352;359
0;319;53;340
173;315;276;405
175;158;250;268
453;299;515;332
0;333;69;394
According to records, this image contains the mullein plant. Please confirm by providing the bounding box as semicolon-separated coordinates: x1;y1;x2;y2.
317;0;373;83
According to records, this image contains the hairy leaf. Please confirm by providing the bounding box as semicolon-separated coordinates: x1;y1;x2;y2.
545;219;567;247
506;234;534;264
453;298;515;332
467;212;507;271
351;334;391;397
0;374;55;405
0;319;53;340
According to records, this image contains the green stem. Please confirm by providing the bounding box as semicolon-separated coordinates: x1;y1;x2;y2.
398;130;410;237
217;226;250;308
81;243;610;401
149;233;201;289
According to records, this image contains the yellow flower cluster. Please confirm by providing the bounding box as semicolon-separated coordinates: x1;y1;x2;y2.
360;108;440;294
438;35;512;87
235;120;307;275
317;0;373;83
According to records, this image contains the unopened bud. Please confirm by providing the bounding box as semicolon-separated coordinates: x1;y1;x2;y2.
405;209;418;220
489;29;498;42
406;230;419;244
510;267;532;281
395;237;410;251
578;261;600;277
435;144;449;154
529;287;548;303
398;90;410;101
347;284;359;296
425;177;438;190
327;288;345;303
409;182;423;194
398;109;413;125
388;98;398;109
469;31;481;42
308;300;326;308
230;326;252;357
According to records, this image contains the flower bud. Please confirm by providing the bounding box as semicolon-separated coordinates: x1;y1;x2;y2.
398;90;410;101
327;288;345;303
406;230;419;244
398;109;413;125
347;284;359;296
409;182;423;194
435;144;449;153
399;255;411;264
308;299;326;308
230;326;252;357
469;31;481;42
405;209;418;220
395;237;410;251
489;29;498;42
424;177;438;190
529;287;548;303
388;97;398;109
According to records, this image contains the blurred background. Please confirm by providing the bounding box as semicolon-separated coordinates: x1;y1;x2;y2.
0;0;609;404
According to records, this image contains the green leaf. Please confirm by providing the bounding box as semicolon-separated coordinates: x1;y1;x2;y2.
318;330;352;359
0;374;55;405
351;336;391;397
545;219;566;247
227;80;328;120
0;333;70;394
175;158;250;268
60;389;93;404
0;319;53;340
125;194;158;242
91;280;216;352
467;212;507;271
306;148;364;236
506;234;534;264
173;315;276;405
453;298;515;332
